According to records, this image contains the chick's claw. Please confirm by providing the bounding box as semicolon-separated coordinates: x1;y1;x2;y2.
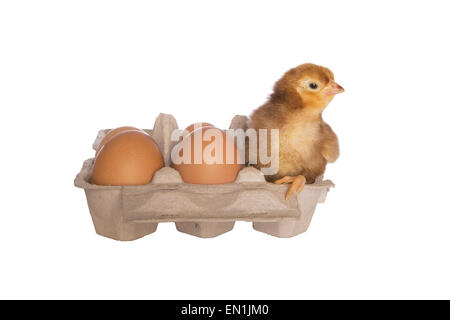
274;176;295;184
274;175;306;200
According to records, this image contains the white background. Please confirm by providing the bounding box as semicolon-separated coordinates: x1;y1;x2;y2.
1;0;449;299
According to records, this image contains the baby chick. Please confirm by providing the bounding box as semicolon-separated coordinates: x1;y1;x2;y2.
247;63;344;199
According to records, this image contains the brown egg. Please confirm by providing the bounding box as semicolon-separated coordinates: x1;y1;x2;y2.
92;131;164;186
95;126;147;157
172;127;243;184
180;122;215;141
184;122;214;133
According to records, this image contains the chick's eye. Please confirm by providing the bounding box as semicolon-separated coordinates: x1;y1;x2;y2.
309;82;318;90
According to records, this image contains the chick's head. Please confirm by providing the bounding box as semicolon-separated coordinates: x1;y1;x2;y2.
273;63;344;112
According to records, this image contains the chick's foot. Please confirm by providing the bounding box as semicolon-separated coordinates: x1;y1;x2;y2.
274;175;306;200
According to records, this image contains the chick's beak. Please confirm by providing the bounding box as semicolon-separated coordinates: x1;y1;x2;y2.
324;81;344;96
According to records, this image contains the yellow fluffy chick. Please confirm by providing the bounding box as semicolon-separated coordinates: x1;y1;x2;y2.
247;63;344;199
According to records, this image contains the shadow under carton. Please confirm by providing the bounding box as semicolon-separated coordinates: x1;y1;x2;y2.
74;113;334;240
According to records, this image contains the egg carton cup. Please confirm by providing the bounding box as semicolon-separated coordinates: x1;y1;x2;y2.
74;113;334;240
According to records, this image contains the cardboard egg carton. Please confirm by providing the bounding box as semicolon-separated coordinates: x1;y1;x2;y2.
74;113;334;240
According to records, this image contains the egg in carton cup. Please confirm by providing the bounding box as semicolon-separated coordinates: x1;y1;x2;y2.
74;113;334;240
